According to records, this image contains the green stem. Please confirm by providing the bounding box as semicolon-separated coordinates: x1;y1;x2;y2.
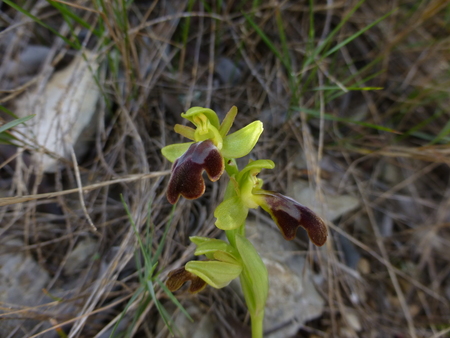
223;157;266;338
251;310;264;338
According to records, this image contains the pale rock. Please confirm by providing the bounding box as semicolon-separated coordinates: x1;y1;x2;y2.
381;162;401;185
63;237;98;276
0;239;51;337
14;51;100;172
246;220;325;338
343;308;362;332
214;57;242;85
5;45;50;78
289;180;360;222
158;303;216;338
357;258;371;275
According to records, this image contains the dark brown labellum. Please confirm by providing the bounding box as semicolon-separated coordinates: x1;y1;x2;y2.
258;191;328;246
166;140;224;204
166;266;207;294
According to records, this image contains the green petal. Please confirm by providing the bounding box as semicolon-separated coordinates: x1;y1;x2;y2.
219;106;237;138
161;142;193;162
236;159;275;183
174;124;196;140
221;121;263;159
214;196;249;230
181;107;220;129
186;260;242;289
235;234;268;317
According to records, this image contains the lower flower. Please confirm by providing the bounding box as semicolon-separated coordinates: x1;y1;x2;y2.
166;237;243;293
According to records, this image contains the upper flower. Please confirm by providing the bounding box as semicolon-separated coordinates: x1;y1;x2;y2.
214;160;328;246
162;106;263;204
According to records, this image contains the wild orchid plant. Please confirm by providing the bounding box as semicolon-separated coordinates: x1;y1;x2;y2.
161;106;327;337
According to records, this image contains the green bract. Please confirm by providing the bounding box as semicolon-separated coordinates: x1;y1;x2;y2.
186;236;242;289
184;234;268;320
235;234;268;319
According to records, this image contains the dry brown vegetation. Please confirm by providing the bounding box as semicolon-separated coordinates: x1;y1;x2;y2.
1;0;450;337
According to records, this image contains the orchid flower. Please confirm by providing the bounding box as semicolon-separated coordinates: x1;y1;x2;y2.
161;106;263;204
214;160;328;246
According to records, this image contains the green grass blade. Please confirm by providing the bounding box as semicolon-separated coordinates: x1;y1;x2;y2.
110;285;145;337
0;115;35;134
394;109;443;143
146;279;175;335
47;0;102;37
153;204;176;264
243;12;291;71
157;279;193;322
303;0;366;69
0;105;18;119
311;86;383;91
275;8;291;72
323;9;397;58
430;114;450;145
297;108;401;134
3;0;80;49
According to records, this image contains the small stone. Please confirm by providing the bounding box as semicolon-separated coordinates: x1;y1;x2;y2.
357;258;371;275
343;309;362;332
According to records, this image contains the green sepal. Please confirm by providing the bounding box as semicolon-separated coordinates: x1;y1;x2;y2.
235;234;268;318
186;260;242;289
214;196;249;230
221;121;263;159
219;106;237;138
161;142;193;162
190;236;214;246
181;107;220;129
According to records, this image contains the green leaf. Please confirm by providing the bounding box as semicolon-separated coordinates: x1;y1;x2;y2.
161;142;193;162
235;234;268;318
186;260;242;289
221;121;263;159
214;196;249;230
